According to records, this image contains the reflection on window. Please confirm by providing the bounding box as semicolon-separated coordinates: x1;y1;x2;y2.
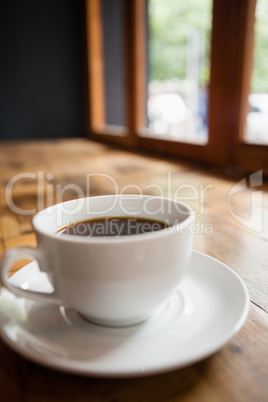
143;0;212;144
245;0;268;145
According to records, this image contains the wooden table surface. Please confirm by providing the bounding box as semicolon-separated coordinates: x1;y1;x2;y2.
0;139;267;401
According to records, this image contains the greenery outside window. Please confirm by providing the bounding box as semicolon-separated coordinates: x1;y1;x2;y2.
86;0;268;175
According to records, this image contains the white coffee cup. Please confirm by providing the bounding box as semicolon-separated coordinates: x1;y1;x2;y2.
0;195;195;327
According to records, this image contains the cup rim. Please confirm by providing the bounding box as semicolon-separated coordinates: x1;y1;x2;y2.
33;194;196;243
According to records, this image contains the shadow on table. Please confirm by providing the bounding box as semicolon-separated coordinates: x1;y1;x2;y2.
0;339;215;402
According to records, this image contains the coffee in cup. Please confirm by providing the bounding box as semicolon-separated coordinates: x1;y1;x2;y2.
0;195;195;327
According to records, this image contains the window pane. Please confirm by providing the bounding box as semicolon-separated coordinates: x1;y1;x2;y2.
101;0;126;127
141;0;212;144
245;0;268;145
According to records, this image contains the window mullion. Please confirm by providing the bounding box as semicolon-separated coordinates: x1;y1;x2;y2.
86;0;105;131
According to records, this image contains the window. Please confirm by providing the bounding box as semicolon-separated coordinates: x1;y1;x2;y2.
245;0;268;145
86;0;268;174
143;0;212;145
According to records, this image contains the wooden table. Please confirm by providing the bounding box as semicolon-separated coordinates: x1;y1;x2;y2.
0;139;267;401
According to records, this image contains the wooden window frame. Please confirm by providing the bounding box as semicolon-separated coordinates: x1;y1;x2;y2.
86;0;268;174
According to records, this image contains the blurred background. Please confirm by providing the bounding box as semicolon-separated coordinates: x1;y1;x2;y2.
0;0;88;140
1;0;267;156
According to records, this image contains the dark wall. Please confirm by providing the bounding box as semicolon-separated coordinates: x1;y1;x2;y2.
0;0;88;140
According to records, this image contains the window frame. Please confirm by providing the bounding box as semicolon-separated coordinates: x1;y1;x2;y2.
86;0;268;174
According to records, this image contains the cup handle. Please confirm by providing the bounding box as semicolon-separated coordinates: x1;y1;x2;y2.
0;246;60;303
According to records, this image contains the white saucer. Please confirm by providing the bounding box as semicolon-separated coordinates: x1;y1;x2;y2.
0;251;249;377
